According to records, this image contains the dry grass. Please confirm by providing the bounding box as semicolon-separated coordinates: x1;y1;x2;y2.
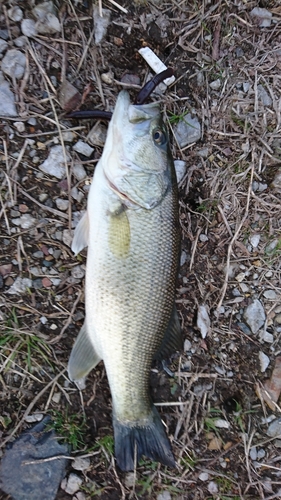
1;1;281;499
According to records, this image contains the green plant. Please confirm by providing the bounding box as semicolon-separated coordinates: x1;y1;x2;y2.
47;409;87;450
167;109;189;125
94;434;114;460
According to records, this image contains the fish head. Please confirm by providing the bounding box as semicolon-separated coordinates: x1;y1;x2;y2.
101;90;174;209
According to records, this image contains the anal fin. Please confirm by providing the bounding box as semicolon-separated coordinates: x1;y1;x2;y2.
68;321;101;381
71;211;89;255
154;304;182;361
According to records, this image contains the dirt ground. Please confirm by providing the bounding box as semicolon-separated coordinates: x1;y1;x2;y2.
1;1;281;499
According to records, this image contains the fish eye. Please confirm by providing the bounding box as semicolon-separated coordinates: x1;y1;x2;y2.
153;129;166;146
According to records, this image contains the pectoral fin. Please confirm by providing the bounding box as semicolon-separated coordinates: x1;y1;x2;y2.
154;305;182;361
68;321;101;381
71;211;89;255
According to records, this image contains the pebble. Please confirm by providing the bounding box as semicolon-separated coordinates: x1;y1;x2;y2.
13;213;36;229
7;277;32;295
32;2;61;34
73;140;94;158
250;234;260;248
62;229;73;247
207;481;218;494
93;6;111;44
39;145;71;179
55;198;69;211
266;239;278;254
250;446;257;460
24;413;44;423
214;419;230;429
251;7;272;28
259;330;274;343
75;493;86;500
263;289;277;300
14;121;25;133
33;278;43;289
174;159;187;183
1;49;26;80
244;299;266;334
180;251;187;266
199;234;208;242
14;36;27;48
197;304;210;338
0;71;17;116
42;277;52;288
72;457;90;471
259;351;270;372
21;18;38;37
73;163;87;181
87;122;107;147
124;472;135;488
59;80;81;112
61;130;75;142
0;39;8;53
52;392;61;404
71;266;85;279
257;84;272;107
199;472;209;481
40;316;48;324
101;71;114;85
157;492;171;500
275;314;281;325
174;114;201;148
267;418;281;438
61;473;82;495
8;6;23;22
209;78;221;90
71;186;83;203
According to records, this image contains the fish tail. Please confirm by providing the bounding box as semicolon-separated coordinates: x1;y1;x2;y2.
113;405;176;471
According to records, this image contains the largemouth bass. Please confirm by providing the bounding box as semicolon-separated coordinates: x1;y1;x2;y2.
68;90;181;471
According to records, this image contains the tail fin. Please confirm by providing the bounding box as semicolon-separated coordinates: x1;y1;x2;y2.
113;405;175;471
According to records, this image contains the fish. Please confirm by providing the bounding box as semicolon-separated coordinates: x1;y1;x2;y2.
68;90;181;471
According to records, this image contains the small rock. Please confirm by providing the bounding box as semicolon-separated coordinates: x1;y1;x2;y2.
40;316;47;324
257;448;265;459
259;331;274;343
207;481;219;494
157;492;171;500
72;457;90;471
61;130;75;142
209;78;221;90
124;472;135;488
252;181;267;192
240;283;249;293
174;159;187;183
251;7;272;28
73;140;94;158
24;413;44;423
257;84;272;107
199;472;209;481
33;2;61;34
0;39;8;53
180;251;187;266
52;392;61;404
266;239;279;254
250;234;260;248
12;214;36;229
0;71;17;116
71;266;85;280
62;229;73;247
71;186;83;203
61;473;82;495
174;114;201;148
259;351;270;373
267;418;281;438
55;198;69;211
42;277;52;288
121;73;141;86
263;289;277;300
244;299;266;334
214;419;230;429
14;121;25;133
199;234;208;242
0;264;12;277
72;163;87;181
59;80;81;112
250;446;257;460
197;304;210;339
8;6;23;22
7;277;32;295
21;19;38;37
39;145;71;179
75;493;86;500
275;314;281;325
1;49;26;80
197;147;209;158
101;71;114;85
14;36;27;48
93;6;111;44
87;122;107;147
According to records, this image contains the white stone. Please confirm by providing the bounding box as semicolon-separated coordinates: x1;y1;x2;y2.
259;331;274;344
174;114;201;148
21;19;38;37
73;140;94;157
0;39;8;53
174;159;187;183
7;277;33;295
199;472;209;481
12;214;36;229
73;163;87;181
214;419;230;429
8;7;23;22
207;481;218;494
72;457;90;471
1;49;26;80
55;198;69;211
251;7;272;28
244;299;266;334
14;121;25;133
0;72;17;116
71;266;85;279
39;145;71;179
199;234;209;242
250;234;260;248
157;492;171;500
93;6;111;44
24;413;44;423
210;78;221;90
124;472;135;488
259;351;270;372
62;473;82;495
197;304;210;339
263;289;277;300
